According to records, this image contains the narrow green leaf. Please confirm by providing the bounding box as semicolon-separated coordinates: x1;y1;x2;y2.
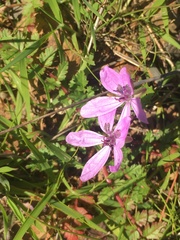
83;0;105;22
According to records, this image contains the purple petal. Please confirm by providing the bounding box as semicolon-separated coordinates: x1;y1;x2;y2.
131;98;148;123
115;117;131;148
100;66;121;94
80;96;122;118
98;109;116;133
66;130;103;147
120;117;131;140
109;145;123;172
115;112;131;132
100;66;134;94
119;102;131;121
118;67;133;92
80;146;111;182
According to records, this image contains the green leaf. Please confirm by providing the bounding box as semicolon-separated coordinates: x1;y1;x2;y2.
0;116;13;128
71;32;80;51
139;26;147;64
0;204;9;240
1;78;16;103
83;0;105;22
135;210;157;226
45;0;63;23
57;61;69;81
143;222;166;239
0;32;52;73
72;0;81;28
0;174;10;191
19;59;32;130
20;131;53;180
162;33;180;50
157;152;180;167
13;184;57;240
98;176;145;204
39;46;56;67
160;170;170;191
89;21;97;51
59;108;76;131
69;70;88;93
41;139;71;163
46;77;60;91
0;167;17;173
161;6;169;34
50;199;106;233
147;0;166;17
7;197;25;222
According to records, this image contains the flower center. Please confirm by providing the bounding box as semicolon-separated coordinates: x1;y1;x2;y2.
115;84;132;101
103;129;121;147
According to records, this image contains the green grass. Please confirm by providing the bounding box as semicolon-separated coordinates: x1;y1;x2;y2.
0;0;180;239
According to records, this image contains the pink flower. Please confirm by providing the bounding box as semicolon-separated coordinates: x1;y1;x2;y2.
80;66;148;123
66;111;131;182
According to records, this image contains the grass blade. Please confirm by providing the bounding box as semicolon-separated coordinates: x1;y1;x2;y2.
50;199;106;233
13;184;57;240
45;0;63;23
19;59;32;131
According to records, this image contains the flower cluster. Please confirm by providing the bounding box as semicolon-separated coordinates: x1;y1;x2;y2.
66;66;148;182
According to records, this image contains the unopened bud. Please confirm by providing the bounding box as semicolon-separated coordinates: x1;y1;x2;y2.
134;88;147;97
